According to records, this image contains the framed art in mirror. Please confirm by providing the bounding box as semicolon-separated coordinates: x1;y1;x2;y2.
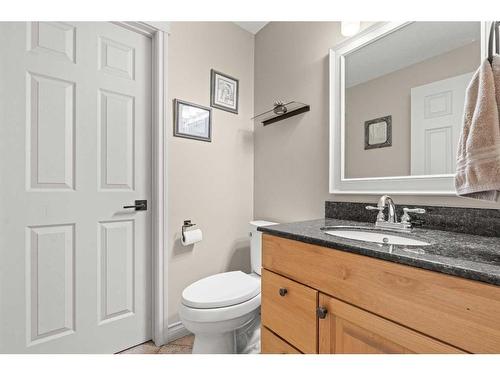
365;115;392;150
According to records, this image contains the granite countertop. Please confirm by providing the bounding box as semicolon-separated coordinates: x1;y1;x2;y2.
258;218;500;286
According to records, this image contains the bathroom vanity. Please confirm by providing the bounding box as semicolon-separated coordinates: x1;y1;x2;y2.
259;204;500;354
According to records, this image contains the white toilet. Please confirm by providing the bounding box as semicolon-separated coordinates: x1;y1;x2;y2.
179;220;277;354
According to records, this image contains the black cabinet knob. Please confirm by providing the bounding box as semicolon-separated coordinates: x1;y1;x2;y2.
317;306;328;319
279;288;288;297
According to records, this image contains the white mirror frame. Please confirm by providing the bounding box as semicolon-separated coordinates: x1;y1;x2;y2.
329;21;489;195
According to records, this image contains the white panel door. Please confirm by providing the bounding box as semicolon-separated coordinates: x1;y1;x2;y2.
410;72;473;175
0;22;152;353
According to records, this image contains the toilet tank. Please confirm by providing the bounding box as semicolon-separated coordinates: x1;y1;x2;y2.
249;220;278;275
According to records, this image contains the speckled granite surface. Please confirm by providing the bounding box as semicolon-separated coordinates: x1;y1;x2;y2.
325;201;500;237
258;218;500;286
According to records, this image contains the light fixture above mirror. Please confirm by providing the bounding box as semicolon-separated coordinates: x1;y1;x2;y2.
341;21;361;36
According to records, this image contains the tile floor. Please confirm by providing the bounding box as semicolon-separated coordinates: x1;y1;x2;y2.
118;334;194;354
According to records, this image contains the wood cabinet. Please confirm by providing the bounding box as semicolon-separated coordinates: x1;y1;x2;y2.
318;294;464;354
261;234;500;354
261;327;301;354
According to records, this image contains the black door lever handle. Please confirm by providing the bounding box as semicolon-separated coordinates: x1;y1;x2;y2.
123;200;147;211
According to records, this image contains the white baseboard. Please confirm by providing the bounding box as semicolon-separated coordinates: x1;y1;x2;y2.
167;321;191;343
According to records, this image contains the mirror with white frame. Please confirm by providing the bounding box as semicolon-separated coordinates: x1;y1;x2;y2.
329;21;487;195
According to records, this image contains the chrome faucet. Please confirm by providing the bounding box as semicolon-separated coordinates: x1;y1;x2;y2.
366;195;396;223
366;195;425;232
379;195;397;223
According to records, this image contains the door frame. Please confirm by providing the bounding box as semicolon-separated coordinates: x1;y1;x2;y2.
113;21;169;346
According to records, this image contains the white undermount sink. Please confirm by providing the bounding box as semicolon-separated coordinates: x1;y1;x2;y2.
323;227;430;246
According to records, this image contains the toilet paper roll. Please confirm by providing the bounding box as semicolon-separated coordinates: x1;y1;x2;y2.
181;228;203;246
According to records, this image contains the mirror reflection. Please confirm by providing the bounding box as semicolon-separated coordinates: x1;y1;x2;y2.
344;22;481;179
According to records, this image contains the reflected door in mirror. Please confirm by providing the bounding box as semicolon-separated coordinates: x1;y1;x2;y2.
410;72;473;175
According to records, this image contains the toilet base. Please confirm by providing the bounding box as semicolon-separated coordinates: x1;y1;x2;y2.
236;313;261;354
192;331;237;354
191;316;261;354
182;308;260;354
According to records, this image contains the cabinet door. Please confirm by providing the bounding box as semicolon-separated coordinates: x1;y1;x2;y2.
261;327;301;354
261;269;318;353
318;294;465;354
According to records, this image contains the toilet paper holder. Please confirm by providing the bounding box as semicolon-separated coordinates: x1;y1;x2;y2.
182;220;196;242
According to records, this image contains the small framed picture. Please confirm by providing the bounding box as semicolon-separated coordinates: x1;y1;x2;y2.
364;115;392;150
210;69;239;114
173;99;212;142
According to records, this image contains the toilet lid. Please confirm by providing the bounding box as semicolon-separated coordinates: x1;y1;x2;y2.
182;271;261;309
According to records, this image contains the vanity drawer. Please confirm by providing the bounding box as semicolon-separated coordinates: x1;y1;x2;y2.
261;326;302;354
261;269;318;353
262;234;500;353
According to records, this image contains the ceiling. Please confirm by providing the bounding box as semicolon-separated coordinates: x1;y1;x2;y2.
345;22;481;88
234;22;269;35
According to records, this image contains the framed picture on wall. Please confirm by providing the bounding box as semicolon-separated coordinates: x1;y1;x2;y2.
364;115;392;150
173;99;212;142
210;69;239;114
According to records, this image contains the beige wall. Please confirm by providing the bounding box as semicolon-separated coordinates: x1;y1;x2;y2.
345;42;480;178
168;22;255;324
254;22;500;225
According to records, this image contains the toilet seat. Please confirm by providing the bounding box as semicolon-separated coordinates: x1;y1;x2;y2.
182;271;260;309
180;293;261;324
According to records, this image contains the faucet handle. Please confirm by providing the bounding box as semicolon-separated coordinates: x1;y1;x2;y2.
366;206;385;222
401;207;426;224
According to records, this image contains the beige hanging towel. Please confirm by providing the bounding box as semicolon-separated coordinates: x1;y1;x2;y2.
455;55;500;201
